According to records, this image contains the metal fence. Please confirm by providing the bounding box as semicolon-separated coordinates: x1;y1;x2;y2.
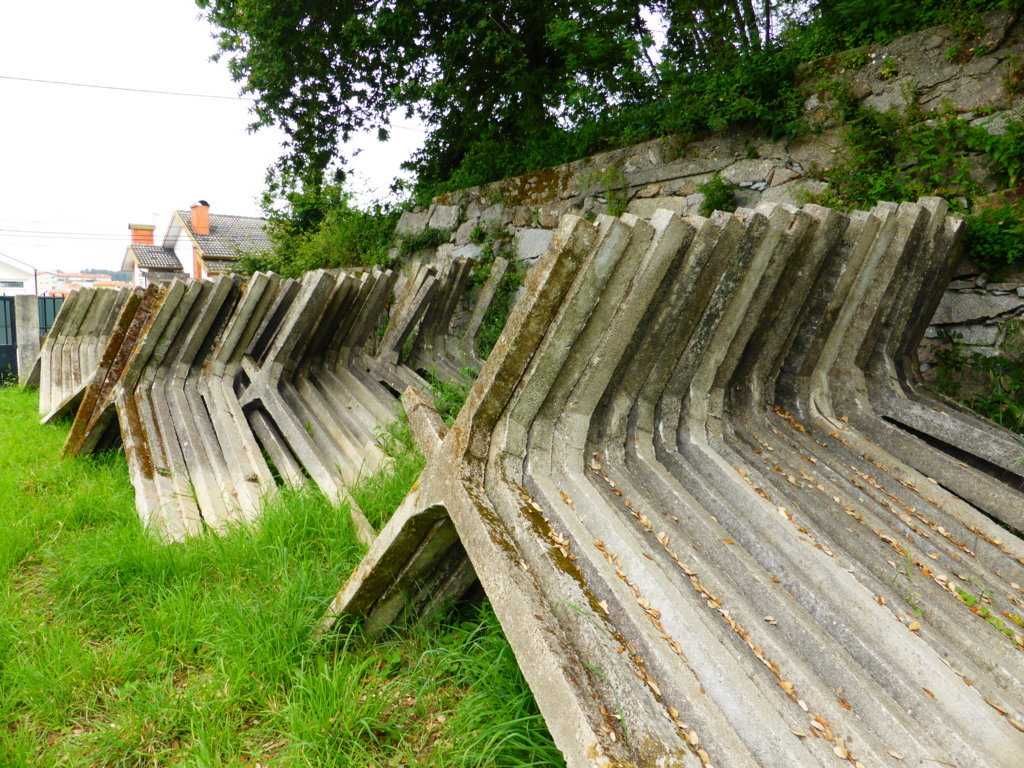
37;296;63;336
0;297;16;378
37;296;63;335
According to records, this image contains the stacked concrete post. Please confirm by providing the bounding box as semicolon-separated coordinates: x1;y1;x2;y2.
37;287;132;423
371;255;509;385
13;295;41;386
56;258;511;541
329;200;1024;768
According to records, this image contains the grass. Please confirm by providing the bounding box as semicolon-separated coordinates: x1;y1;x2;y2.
0;386;561;767
425;372;473;427
476;263;526;361
350;417;425;531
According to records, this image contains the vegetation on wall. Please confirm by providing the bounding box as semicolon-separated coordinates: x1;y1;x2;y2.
237;185;398;276
217;0;1021;280
967;198;1024;268
932;332;1024;434
808;104;1024;271
198;0;1020;210
698;173;738;216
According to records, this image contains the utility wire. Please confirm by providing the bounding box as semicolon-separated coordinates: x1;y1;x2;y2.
0;73;425;132
0;233;132;243
0;251;38;270
0;227;128;237
0;73;246;101
0;237;132;244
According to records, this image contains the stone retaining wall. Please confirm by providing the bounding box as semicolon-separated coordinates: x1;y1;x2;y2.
396;10;1024;363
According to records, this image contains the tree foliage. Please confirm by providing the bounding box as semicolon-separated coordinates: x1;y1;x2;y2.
198;0;1018;224
237;185;397;276
198;0;657;192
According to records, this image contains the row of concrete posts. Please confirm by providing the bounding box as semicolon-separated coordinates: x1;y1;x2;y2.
31;199;1024;767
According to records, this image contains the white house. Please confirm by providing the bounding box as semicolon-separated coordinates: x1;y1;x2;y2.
122;201;271;286
0;252;36;296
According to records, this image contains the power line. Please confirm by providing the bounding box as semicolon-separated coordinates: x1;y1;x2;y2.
0;227;127;238
0;251;39;271
0;233;130;243
0;73;247;101
0;73;426;132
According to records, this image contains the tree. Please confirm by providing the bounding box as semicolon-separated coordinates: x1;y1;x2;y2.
198;0;1010;212
197;0;654;194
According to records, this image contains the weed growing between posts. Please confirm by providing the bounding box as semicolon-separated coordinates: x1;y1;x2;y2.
426;371;473;426
698;173;738;216
350;415;425;531
476;261;526;361
0;388;560;767
932;334;1024;435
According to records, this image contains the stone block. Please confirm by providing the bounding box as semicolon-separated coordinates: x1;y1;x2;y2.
635;183;662;198
511;205;533;227
479;203;505;226
626;196;689;219
759;179;829;206
733;187;763;208
512;227;554;263
768;166;801;187
537;205;561;229
658;176;704;196
428;204;460;232
451;243;483;261
972;111;1013;136
930;292;1024;325
395;208;430;236
953;323;1001;346
454;219;479;245
720;158;776;186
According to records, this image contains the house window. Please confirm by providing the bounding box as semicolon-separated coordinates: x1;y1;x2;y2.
0;280;24;288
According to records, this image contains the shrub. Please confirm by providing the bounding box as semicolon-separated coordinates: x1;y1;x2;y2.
934;341;1024;435
238;191;398;277
698;174;737;216
396;227;450;259
966;201;1024;271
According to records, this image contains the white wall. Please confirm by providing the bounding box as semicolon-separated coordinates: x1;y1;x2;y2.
173;232;197;280
0;260;35;296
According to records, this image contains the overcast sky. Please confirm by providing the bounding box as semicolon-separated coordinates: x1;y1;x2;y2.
0;0;424;274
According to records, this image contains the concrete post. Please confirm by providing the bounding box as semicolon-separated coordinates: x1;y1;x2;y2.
14;294;38;387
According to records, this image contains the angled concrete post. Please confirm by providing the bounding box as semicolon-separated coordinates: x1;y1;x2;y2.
324;202;1024;768
14;295;39;387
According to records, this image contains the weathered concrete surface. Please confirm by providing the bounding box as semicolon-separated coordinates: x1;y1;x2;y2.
37;287;132;423
57;252;511;542
14;295;40;386
327;201;1024;768
371;254;512;384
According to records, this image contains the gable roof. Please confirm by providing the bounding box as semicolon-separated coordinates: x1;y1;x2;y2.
0;252;35;278
121;245;183;273
167;210;271;262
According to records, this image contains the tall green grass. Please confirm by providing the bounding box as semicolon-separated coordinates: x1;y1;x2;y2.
0;387;561;767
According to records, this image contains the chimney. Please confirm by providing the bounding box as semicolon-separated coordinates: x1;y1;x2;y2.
190;200;210;236
128;223;155;246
